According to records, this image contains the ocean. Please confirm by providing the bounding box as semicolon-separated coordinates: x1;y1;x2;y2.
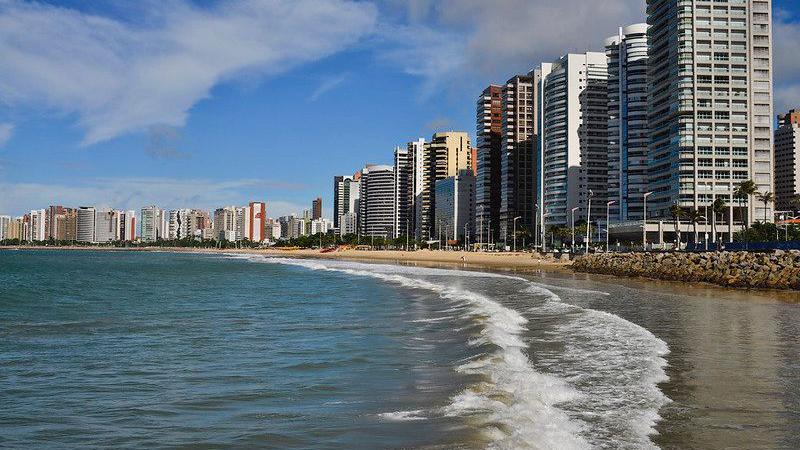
1;250;798;449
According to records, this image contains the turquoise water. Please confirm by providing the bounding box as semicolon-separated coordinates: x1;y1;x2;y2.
1;250;799;449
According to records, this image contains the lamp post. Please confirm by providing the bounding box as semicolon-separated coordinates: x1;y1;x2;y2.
585;190;594;254
643;192;653;251
606;200;616;253
534;203;540;251
570;207;579;253
513;216;522;252
478;205;484;251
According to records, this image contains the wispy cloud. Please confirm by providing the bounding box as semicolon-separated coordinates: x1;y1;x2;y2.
0;0;377;146
378;0;644;92
0;123;13;147
309;73;351;101
146;124;190;160
0;177;309;217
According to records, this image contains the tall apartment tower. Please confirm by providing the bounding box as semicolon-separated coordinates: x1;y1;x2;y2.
312;198;322;221
417;132;472;240
775;110;800;211
359;164;396;238
647;0;774;231
606;24;650;222
499;72;539;243
475;85;503;245
394;145;414;238
333;174;361;230
538;52;609;228
95;209;118;243
140;205;164;242
76;206;96;243
246;202;267;242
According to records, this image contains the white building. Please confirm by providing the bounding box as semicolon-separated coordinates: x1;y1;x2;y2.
77;206;96;243
311;218;333;235
340;212;358;236
95;208;119;243
0;215;10;241
29;209;46;242
538;52;609;228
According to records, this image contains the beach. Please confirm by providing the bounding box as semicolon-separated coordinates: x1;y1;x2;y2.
1;245;573;271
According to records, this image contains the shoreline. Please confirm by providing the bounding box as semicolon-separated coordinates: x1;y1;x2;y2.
4;246;798;297
0;245;572;272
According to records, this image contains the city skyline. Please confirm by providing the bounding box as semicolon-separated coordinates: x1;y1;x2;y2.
1;0;799;219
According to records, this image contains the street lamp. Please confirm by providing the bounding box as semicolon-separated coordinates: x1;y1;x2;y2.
513;216;522;252
585;190;594;254
643;192;654;251
570;207;579;253
606;200;616;253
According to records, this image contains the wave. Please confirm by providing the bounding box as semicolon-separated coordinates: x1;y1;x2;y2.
243;256;670;449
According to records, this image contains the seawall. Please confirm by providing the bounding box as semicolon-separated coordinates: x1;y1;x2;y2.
573;251;800;290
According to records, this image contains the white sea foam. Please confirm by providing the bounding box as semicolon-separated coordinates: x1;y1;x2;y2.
377;409;427;422
247;256;670;449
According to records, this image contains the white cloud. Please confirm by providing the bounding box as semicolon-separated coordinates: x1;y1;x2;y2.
0;123;12;146
379;0;644;91
774;11;800;113
0;178;308;218
0;0;377;145
309;73;350;102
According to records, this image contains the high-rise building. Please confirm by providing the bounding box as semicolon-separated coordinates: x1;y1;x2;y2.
417;132;472;240
6;217;23;241
606;24;650;222
359;164;395;238
95;208;118;243
394;145;414;238
646;0;774;237
29;209;46;242
246;202;267;242
434;170;476;244
77;206;96;243
50;207;78;241
476;85;503;246
119;210;137;241
0;215;10;241
312;198;322;221
538;52;609;229
775;110;800;211
214;206;242;242
333;174;361;231
499;73;539;243
140;205;165;242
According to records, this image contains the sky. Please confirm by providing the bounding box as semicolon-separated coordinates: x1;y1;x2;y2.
1;0;799;219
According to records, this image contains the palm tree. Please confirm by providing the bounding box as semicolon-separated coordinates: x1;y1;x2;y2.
669;204;685;248
734;179;758;227
711;197;727;244
685;208;704;245
790;194;800;214
756;191;775;223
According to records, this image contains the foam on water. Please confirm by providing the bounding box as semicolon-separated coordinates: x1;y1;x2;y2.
243;256;670;449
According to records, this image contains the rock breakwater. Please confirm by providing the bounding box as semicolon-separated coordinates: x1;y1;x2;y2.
573;251;800;290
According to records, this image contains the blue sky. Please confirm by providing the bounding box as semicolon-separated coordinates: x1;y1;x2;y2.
1;0;799;219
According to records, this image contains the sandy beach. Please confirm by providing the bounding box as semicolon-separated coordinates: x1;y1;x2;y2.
1;246;572;271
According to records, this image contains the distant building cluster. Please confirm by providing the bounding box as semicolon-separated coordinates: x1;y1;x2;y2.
0;199;334;245
334;0;800;249
334;131;475;244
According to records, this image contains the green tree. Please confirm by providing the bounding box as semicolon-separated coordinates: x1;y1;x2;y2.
685;208;704;244
756;191;774;223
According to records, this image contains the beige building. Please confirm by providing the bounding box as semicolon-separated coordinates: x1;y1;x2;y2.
417;131;472;240
775;110;800;211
